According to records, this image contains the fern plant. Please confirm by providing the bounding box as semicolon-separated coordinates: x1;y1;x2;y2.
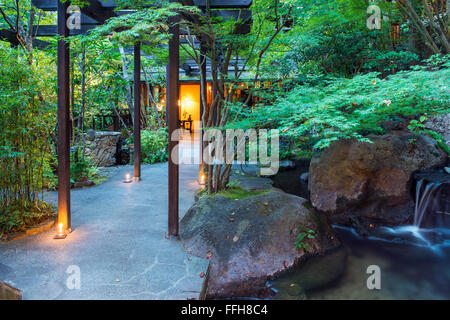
294;225;316;252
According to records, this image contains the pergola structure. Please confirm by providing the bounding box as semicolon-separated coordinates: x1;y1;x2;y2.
22;0;253;237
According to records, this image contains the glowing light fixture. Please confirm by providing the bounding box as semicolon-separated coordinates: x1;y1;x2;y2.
124;173;132;183
199;172;206;185
54;222;67;239
157;100;164;111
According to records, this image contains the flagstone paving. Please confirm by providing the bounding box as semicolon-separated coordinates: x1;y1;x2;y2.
0;162;209;300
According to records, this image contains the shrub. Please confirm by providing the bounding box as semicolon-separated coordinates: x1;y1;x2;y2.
237;55;450;151
128;129;168;164
0;46;56;232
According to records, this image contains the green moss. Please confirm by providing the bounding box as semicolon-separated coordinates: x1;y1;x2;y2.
216;187;269;200
302;201;314;210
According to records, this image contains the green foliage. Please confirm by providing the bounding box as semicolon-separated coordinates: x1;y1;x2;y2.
424;130;450;156
294;225;316;252
0;45;56;232
85;2;198;45
259;0;399;78
70;155;91;184
363;50;420;74
237;55;450;151
128;129;168;164
0;200;54;234
408;117;450;155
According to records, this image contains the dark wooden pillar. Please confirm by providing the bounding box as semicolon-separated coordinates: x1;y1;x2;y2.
134;43;141;180
167;8;180;237
57;0;71;231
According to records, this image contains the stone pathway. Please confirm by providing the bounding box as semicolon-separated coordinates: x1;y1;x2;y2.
0;162;209;300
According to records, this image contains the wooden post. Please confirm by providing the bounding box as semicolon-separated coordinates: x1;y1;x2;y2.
57;0;71;232
167;7;180;237
134;42;141;180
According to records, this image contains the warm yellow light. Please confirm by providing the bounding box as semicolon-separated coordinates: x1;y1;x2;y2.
158;99;165;111
54;221;67;239
58;223;64;236
199;172;206;185
182;97;194;109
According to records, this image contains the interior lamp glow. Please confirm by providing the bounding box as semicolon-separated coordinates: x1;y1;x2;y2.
54;222;67;239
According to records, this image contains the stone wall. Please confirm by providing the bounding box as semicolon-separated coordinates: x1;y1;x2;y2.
83;130;121;167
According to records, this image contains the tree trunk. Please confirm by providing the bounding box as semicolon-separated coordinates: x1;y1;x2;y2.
119;46;135;125
142;66;162;128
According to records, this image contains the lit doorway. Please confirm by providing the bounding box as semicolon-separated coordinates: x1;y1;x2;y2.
179;83;200;141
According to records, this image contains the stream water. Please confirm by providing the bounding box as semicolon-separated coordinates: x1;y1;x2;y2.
270;167;450;300
271;225;450;300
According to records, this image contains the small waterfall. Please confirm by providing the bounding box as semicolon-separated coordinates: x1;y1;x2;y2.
413;179;442;228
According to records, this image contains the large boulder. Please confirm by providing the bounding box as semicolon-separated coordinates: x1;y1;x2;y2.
180;189;341;299
309;132;448;226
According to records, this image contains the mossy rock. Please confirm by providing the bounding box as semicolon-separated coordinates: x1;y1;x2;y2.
180;189;341;299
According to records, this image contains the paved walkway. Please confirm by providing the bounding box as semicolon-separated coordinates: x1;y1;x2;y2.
0;162;209;300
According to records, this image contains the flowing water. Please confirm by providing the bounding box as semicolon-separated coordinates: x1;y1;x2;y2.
270;170;450;300
271;225;450;300
414;179;444;227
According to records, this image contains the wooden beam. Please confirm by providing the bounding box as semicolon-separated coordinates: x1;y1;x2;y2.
32;0;59;10
134;43;141;180
81;0;117;24
193;0;252;8
32;0;117;23
57;0;71;232
32;0;253;11
211;9;251;21
167;1;180;237
30;24;98;37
